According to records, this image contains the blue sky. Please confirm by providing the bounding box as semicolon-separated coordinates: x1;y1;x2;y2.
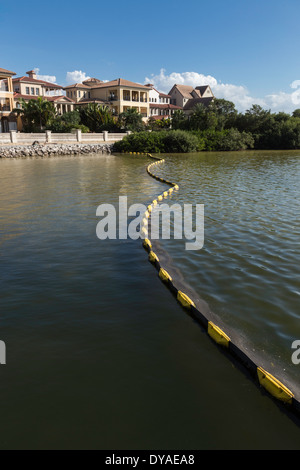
1;0;300;112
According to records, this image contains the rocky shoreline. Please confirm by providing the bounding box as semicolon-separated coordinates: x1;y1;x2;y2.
0;143;114;158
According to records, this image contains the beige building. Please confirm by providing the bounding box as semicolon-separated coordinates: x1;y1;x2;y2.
65;78;150;119
168;84;214;114
0;67;17;132
13;70;75;129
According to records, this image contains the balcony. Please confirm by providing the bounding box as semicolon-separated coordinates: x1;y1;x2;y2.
109;96;118;101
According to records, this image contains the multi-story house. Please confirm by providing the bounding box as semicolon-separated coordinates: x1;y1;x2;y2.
0;67;17;133
64;78;151;120
13;70;75;128
145;84;182;120
168;84;214;114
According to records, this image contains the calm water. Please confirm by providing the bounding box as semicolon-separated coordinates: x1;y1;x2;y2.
0;151;300;449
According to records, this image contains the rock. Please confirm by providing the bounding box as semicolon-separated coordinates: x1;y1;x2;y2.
0;143;114;159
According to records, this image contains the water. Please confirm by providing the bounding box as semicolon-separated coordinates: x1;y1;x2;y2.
0;152;300;449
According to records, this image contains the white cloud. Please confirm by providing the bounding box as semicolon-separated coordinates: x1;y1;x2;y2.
34;67;57;84
145;68;300;113
66;70;90;84
290;80;300;90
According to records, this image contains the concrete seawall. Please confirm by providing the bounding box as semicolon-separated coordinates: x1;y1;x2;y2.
0;143;114;158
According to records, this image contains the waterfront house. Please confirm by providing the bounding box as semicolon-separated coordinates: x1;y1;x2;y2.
13;69;75;129
168;84;214;114
0;67;17;132
145;84;182;120
64;78;151;120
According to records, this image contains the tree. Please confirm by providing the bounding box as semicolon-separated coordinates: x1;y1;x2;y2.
292;109;300;118
79;104;118;132
14;97;56;132
118;108;144;132
171;110;187;130
189;103;218;131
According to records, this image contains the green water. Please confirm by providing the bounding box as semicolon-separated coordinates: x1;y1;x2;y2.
0;151;300;449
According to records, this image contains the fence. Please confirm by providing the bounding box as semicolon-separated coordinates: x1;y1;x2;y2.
0;130;129;145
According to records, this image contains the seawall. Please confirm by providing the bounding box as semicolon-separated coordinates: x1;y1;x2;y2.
0;143;113;158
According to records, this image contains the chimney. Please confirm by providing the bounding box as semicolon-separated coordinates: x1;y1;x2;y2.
26;69;37;79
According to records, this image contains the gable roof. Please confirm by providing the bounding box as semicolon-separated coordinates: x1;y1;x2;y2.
13;93;75;103
13;76;62;89
195;85;210;95
170;84;195;99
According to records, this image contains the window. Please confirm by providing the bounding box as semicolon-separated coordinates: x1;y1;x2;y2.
26;87;30;95
88;92;91;99
31;88;34;95
78;91;81;97
36;88;39;95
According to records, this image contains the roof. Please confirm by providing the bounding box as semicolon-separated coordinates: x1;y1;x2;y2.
159;92;171;98
195;85;210;95
75;98;109;105
150;103;182;110
92;78;150;90
0;67;16;76
170;84;195;99
13;76;62;89
47;95;75;103
183;96;214;111
82;78;103;84
64;83;91;90
149;115;171;121
13;93;75;103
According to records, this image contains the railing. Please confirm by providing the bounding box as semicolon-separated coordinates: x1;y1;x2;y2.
0;105;11;112
0;131;128;144
109;96;118;101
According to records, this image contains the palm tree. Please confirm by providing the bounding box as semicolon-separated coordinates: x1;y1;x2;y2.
118;108;144;132
13;97;56;131
79;104;117;132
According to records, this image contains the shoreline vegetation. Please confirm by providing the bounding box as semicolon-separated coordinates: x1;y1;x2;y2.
9;97;300;154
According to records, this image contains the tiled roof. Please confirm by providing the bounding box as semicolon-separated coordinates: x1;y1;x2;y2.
13;93;74;103
0;67;16;76
171;84;195;99
92;78;150;90
150;103;182;110
183;97;214;110
159;92;171;98
76;98;109;105
195;86;210;95
149;115;171;120
64;83;91;90
13;76;62;88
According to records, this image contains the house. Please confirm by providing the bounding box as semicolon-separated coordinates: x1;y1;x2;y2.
145;84;182;120
0;67;17;133
12;69;75;129
168;84;214;114
64;78;151;120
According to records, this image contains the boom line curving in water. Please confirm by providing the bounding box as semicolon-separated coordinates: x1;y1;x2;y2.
140;152;300;420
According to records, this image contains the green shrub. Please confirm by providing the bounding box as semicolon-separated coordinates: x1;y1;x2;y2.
114;130;200;153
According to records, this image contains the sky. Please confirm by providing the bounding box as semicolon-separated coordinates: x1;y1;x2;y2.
1;0;300;113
